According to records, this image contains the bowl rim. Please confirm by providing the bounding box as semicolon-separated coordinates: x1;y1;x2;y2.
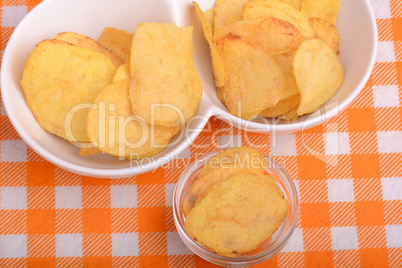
172;150;300;266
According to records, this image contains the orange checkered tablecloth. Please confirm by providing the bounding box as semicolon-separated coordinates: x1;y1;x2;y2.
1;0;402;267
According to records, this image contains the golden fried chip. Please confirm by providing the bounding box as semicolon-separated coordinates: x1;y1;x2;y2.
260;93;300;117
220;36;285;119
293;39;343;116
282;108;298;121
97;27;132;62
182;147;267;215
309;18;340;55
242;0;315;38
215;17;301;56
184;172;288;257
21;39;116;142
216;87;225;103
280;0;301;10
205;8;215;31
214;0;250;32
79;146;101;156
129;23;202;127
53;32;124;67
198;146;267;177
87;79;178;159
272;53;299;99
193;2;226;87
301;0;340;25
113;62;130;83
101;63;136;156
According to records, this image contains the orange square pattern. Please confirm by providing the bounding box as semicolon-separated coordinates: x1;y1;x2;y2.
297;155;327;180
82;208;111;233
27;209;55;234
138;207;166;232
27;257;56;268
304;251;333;268
300;203;330;228
351;154;381;179
0;1;402;267
355;201;385;226
27;162;55;186
347;108;377;132
82;256;112;268
360;248;389;268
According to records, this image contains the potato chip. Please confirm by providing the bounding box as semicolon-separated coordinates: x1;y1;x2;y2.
129;23;202;127
198;146;267;179
293;39;343;116
79;146;101;156
97;27;132;62
272;53;299;99
214;0;250;32
182;146;267;216
260;53;300;117
282;108;298;121
301;0;340;25
214;17;301;56
205;8;215;31
21;39;116;142
280;0;301;10
53;32;124;67
111;60;182;140
309;18;340;55
260;93;300;117
113;62;130;83
216;87;225;103
193;2;226;87
242;0;315;38
87;79;178;159
184;172;288;257
220;36;285;119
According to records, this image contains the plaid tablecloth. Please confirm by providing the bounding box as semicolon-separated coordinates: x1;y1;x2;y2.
1;0;402;267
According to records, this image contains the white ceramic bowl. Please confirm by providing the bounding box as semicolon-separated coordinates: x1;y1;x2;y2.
1;0;377;177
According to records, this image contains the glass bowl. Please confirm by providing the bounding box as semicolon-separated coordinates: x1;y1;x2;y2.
173;150;299;267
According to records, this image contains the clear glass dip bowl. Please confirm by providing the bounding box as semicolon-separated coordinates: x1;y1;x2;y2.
173;150;299;267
